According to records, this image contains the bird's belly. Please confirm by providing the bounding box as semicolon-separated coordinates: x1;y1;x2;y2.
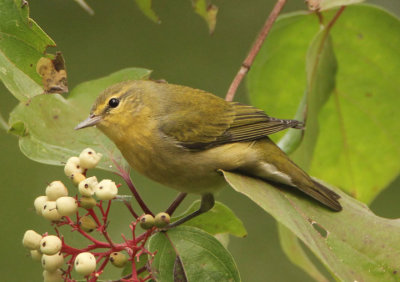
120;142;227;194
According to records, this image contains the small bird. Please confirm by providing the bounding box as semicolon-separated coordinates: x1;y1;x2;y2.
76;80;342;226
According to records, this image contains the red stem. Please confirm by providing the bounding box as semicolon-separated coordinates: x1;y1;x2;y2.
225;0;287;101
117;169;153;216
123;200;139;218
109;153;153;216
88;209;102;226
165;193;187;215
104;200;112;221
130;252;139;282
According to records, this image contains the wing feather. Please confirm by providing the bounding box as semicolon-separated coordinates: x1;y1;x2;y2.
157;85;303;150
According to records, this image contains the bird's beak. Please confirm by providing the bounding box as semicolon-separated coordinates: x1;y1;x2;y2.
75;115;102;130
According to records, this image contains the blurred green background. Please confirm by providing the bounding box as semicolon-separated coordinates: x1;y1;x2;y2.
1;0;399;281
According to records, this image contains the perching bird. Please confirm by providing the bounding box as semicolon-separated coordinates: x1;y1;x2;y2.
76;80;342;226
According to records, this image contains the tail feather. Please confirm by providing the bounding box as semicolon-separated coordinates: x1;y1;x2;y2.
303;180;342;211
242;139;342;212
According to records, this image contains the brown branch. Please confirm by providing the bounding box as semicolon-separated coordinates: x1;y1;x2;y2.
122;199;139;218
165;193;187;215
225;0;287;101
325;6;346;31
118;169;153;216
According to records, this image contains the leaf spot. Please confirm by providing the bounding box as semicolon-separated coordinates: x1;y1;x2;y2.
310;220;328;238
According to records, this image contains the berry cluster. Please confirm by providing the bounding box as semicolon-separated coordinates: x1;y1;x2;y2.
22;148;163;282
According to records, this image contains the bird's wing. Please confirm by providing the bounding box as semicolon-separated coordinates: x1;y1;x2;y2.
158;88;302;150
216;102;303;146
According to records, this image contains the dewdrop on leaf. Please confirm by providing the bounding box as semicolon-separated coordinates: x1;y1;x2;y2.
79;148;102;169
45;181;68;201
74;252;96;276
78;176;98;197
40;235;62;255
64;156;85;177
95;179;118;200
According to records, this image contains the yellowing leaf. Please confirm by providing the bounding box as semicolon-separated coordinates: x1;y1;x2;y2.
192;0;218;34
0;0;57;101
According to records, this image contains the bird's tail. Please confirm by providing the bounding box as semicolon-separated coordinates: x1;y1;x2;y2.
304;180;342;211
242;139;342;212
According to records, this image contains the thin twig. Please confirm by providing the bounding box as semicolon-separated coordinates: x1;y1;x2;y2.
119;170;153;216
110;153;153;216
325;6;346;31
165;193;187;215
225;0;287;101
123;199;139;218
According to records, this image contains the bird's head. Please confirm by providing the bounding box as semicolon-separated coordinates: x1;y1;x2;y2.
75;80;144;131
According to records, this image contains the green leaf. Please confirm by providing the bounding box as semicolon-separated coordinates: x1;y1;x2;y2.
0;0;56;101
278;224;329;282
248;6;400;280
135;0;160;24
247;5;400;204
173;200;247;238
9;68;151;171
8;120;26;136
275;23;338;281
147;231;176;281
313;5;400;202
292;27;337;170
147;226;241;282
307;0;365;11
223;171;400;281
191;0;218;34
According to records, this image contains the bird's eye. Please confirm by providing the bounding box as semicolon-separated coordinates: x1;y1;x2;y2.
108;98;120;108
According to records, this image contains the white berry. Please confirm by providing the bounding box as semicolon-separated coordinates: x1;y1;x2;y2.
56;196;78;216
64;156;85;177
43;269;63;282
34;195;48;215
42;201;63;221
70;173;86;185
95;179;118;200
30;249;42;262
45;181;68;201
78;176;98;197
41;252;64;272
22;230;42;250
74;252;96;276
40;235;62;255
79;148;102;169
